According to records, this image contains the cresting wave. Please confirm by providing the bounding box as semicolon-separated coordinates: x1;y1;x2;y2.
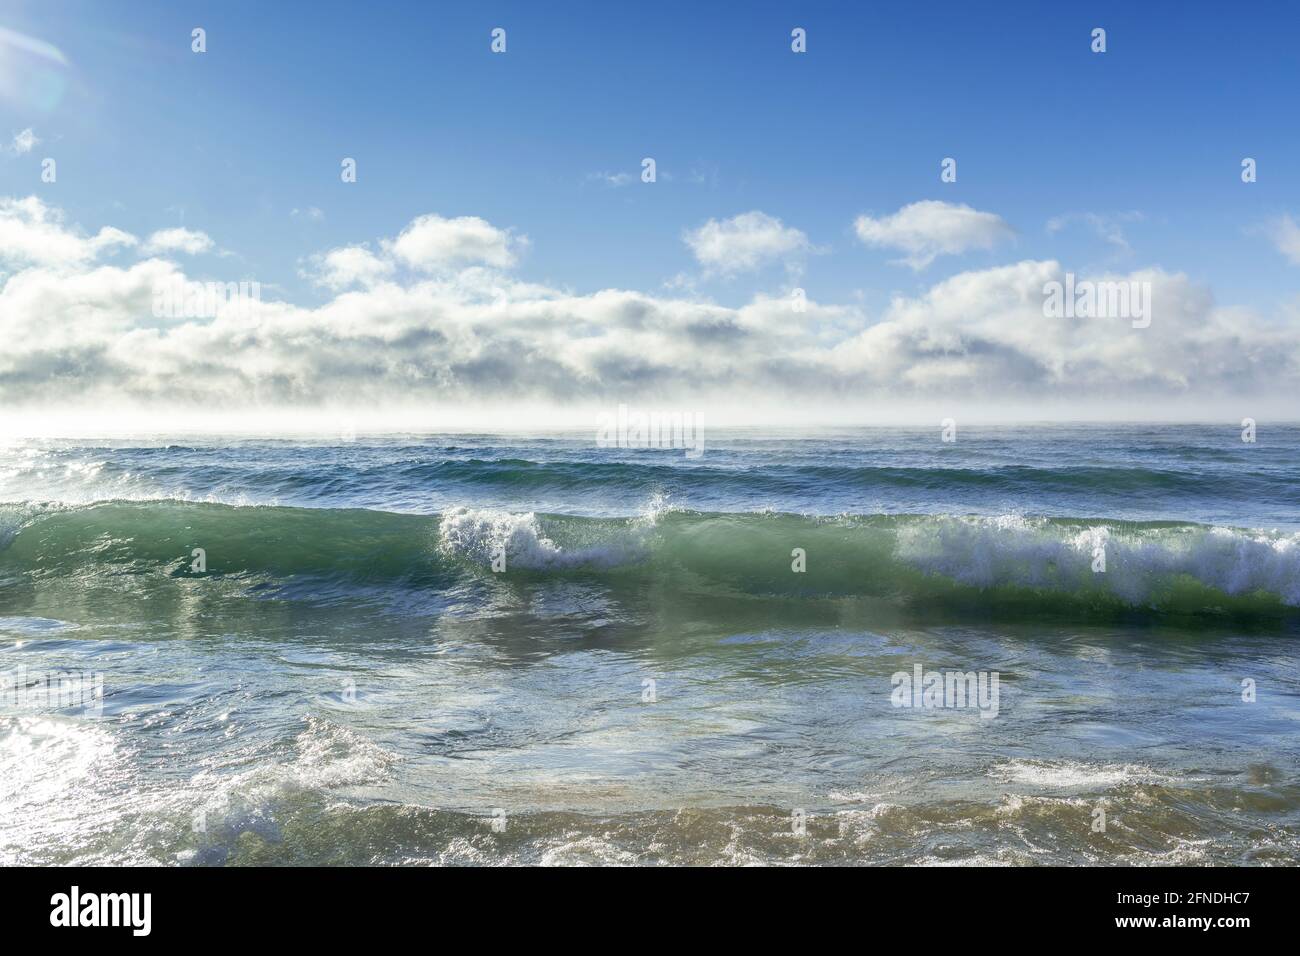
0;501;1297;620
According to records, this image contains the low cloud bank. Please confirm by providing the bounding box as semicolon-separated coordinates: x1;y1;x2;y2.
1;196;1296;426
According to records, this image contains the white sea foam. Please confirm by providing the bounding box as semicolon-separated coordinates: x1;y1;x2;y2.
285;715;398;790
992;758;1174;790
895;514;1300;606
0;715;122;865
437;507;646;570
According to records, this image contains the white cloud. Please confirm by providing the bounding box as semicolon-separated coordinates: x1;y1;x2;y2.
585;171;634;188
684;211;812;274
302;213;526;288
389;213;525;271
4;127;38;155
141;227;214;256
307;244;394;290
1;196;1296;416
1047;211;1144;252
0;196;135;269
855;200;1013;269
1266;215;1300;266
292;206;325;222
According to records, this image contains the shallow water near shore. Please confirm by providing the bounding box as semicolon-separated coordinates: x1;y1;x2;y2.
2;424;1298;865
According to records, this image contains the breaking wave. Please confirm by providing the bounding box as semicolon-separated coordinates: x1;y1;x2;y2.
0;501;1297;621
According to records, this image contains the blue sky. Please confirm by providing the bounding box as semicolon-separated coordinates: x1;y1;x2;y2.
3;0;1296;307
1;1;1298;425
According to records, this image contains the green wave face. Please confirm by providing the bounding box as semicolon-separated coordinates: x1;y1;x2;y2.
3;502;1297;624
0;501;446;585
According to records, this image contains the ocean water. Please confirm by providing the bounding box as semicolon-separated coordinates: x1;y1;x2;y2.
2;423;1298;865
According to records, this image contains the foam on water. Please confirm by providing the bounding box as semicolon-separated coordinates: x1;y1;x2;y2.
992;759;1177;790
437;506;651;570
3;428;1300;865
895;514;1300;606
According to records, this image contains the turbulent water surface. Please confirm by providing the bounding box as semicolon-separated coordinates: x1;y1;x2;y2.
2;424;1298;865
